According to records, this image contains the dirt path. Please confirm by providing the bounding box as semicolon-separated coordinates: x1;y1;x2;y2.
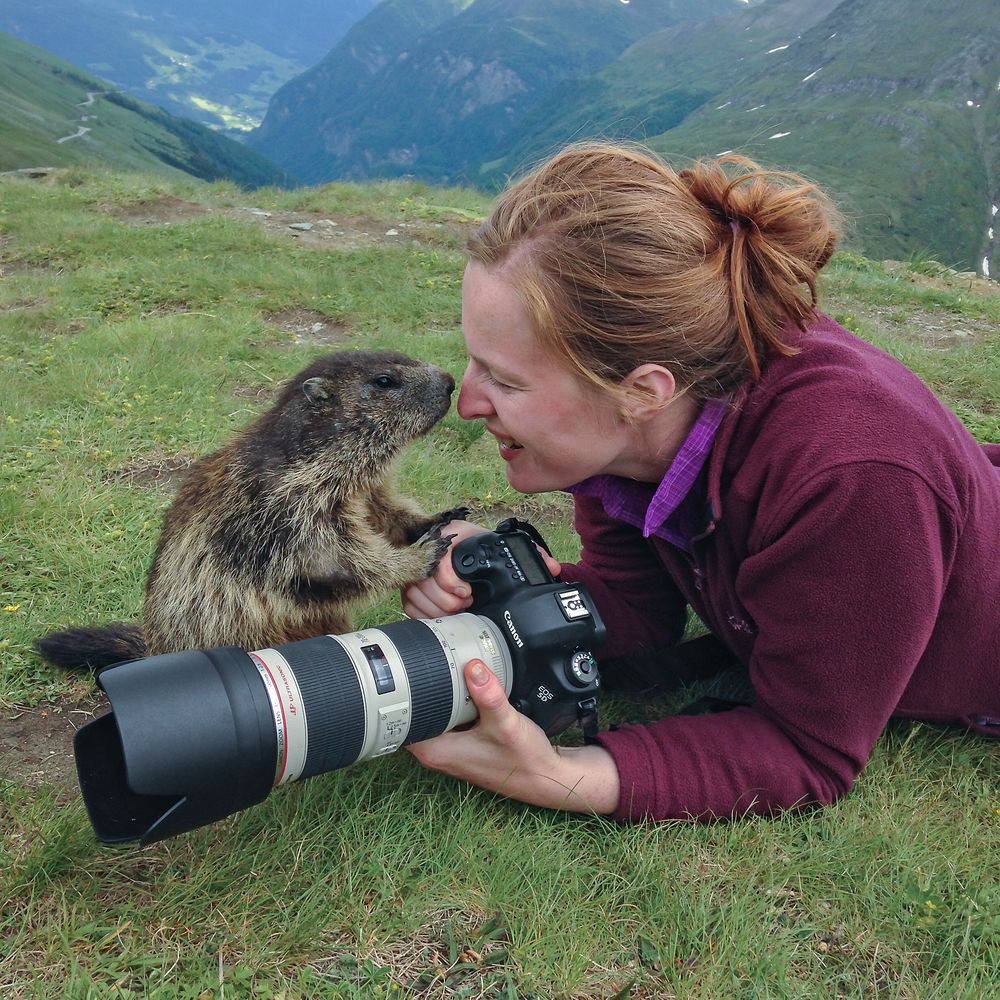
98;193;475;255
56;125;91;144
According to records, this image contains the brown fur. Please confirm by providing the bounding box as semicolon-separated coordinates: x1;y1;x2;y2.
36;351;466;669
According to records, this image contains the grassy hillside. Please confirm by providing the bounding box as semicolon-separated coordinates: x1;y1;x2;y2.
249;0;998;276
0;31;293;188
1;166;998;997
648;0;999;273
480;0;842;181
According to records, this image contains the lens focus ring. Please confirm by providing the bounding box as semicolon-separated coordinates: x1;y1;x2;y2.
380;620;453;746
285;637;366;779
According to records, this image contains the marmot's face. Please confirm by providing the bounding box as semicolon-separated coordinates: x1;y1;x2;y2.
280;351;455;460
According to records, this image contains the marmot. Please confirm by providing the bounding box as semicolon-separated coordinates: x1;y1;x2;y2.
36;350;467;668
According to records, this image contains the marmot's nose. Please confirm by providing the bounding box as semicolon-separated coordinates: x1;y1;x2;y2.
442;371;456;394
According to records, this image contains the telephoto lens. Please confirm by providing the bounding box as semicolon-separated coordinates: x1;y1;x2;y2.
75;614;513;845
73;521;605;845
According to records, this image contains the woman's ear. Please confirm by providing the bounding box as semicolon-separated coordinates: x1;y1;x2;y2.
620;364;678;421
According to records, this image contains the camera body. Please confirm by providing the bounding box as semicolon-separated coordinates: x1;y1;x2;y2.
74;520;605;844
452;519;603;737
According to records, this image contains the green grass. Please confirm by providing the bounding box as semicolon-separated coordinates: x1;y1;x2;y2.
1;168;998;998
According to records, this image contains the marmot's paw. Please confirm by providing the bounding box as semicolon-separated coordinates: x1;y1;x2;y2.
416;523;457;576
430;506;471;528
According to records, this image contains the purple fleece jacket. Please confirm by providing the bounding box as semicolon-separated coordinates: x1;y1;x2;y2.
559;314;1000;822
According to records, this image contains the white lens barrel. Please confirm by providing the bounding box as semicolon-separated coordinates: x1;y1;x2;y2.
422;613;513;729
249;613;513;786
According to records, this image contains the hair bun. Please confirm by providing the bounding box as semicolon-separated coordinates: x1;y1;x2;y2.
469;142;841;398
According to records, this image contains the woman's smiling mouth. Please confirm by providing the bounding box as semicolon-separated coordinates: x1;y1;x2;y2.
493;432;524;458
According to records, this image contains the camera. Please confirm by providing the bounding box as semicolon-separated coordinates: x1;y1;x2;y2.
73;520;606;845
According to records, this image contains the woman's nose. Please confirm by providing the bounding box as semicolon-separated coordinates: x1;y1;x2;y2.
457;373;490;420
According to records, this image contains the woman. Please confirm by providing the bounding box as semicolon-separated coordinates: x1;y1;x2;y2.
402;143;1000;822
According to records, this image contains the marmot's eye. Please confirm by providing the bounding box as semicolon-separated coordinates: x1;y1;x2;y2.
372;374;399;389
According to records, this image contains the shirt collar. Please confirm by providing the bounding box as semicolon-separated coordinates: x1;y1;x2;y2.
567;396;730;539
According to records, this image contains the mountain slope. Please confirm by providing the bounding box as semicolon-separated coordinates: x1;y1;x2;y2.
248;0;743;185
248;0;470;184
480;0;843;181
0;0;379;133
483;0;998;274
642;0;999;273
0;31;292;188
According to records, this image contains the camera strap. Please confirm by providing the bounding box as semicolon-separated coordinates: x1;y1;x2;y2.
578;698;600;744
494;517;552;556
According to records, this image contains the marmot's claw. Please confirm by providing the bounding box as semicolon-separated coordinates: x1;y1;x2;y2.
432;506;471;527
416;524;455;575
419;522;443;543
450;506;472;522
417;507;470;551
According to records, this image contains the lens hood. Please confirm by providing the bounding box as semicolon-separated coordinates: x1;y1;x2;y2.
74;647;277;844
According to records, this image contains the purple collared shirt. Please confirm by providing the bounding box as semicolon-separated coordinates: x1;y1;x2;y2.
567;397;729;552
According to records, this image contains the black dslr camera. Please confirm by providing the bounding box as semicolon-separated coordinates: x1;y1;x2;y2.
74;520;606;844
453;518;603;736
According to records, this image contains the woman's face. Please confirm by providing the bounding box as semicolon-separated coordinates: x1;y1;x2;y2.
457;262;631;494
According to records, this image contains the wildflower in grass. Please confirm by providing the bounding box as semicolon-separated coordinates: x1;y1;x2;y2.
4;604;21;612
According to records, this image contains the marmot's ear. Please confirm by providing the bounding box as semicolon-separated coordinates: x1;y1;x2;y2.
301;376;335;404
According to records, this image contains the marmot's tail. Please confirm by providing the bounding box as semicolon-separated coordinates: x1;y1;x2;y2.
34;623;146;670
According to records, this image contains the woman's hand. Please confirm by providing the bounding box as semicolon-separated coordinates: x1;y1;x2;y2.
402;519;563;620
406;658;620;815
402;519;489;619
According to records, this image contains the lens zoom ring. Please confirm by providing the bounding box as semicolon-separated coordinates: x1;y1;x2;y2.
381;620;453;745
285;637;366;779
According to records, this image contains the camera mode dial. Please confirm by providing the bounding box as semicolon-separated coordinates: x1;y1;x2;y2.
567;650;599;688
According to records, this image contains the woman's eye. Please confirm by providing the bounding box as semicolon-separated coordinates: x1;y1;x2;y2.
485;372;514;391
